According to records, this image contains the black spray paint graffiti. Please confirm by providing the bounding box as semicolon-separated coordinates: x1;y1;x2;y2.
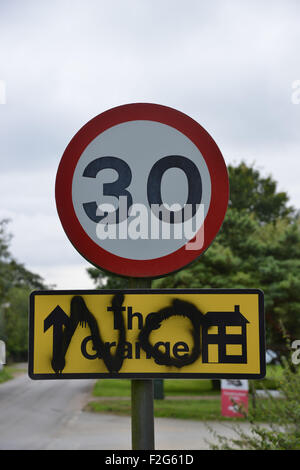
45;294;207;375
138;299;206;368
45;293;126;374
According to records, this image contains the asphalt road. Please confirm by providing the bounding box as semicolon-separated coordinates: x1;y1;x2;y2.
0;368;250;450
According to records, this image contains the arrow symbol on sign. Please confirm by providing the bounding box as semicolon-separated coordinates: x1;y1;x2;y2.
44;305;70;374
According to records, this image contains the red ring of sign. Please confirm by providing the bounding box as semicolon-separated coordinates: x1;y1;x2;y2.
55;103;229;278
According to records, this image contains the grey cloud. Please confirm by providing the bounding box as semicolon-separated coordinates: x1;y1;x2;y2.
1;0;300;287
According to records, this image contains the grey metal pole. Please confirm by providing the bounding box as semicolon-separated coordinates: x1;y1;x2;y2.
154;379;164;399
131;378;155;449
129;277;155;450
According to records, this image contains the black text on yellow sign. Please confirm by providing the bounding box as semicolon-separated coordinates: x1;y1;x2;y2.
28;289;265;379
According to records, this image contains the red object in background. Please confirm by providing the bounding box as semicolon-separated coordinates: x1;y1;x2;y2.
221;380;248;418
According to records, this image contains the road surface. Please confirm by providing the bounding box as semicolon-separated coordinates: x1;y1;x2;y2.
0;368;250;450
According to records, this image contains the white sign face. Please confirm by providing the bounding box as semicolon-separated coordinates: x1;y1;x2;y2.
221;379;249;391
56;103;229;278
72;120;211;260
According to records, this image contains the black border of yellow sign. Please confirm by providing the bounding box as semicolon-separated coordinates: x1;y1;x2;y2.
28;289;265;380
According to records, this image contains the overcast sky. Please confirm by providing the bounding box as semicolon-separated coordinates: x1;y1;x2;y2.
1;0;300;289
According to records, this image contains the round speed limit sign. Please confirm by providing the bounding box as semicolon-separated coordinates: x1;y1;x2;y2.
55;103;229;278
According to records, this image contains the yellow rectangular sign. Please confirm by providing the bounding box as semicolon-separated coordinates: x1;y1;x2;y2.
28;289;265;379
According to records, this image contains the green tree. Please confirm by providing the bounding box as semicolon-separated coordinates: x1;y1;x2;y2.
154;164;300;363
0;220;45;299
0;219;47;361
3;287;31;361
86;162;300;363
86;267;129;290
256;218;300;363
227;161;294;223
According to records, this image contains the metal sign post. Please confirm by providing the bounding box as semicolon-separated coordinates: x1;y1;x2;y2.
131;378;155;450
129;277;155;450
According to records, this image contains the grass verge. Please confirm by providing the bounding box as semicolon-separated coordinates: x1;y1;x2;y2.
87;398;223;421
92;379;220;398
0;366;14;384
88;368;284;421
86;395;280;422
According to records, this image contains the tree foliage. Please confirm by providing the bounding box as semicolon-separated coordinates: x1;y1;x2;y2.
86;266;129;290
87;162;300;362
3;287;31;361
227;162;294;222
0;219;47;361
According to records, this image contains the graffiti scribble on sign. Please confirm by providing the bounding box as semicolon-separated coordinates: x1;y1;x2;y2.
46;294;207;375
46;293;126;374
138;299;206;368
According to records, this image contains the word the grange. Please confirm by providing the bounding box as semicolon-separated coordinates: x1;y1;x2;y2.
29;289;265;379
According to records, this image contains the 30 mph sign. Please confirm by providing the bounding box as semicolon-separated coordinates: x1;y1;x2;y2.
55;103;229;278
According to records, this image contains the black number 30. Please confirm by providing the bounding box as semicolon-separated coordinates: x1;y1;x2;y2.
82;155;202;224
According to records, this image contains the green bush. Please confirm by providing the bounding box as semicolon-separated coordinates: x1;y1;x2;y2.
209;362;300;450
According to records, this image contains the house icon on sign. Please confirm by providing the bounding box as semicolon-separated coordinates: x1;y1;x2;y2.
202;305;249;364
